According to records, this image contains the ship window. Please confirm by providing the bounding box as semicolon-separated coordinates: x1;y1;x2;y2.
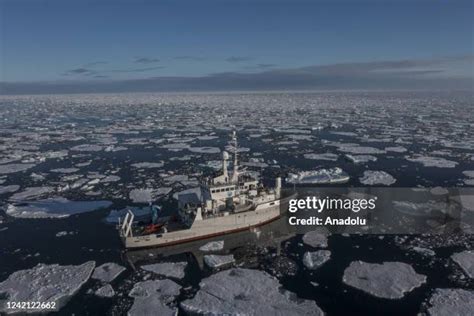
225;187;230;191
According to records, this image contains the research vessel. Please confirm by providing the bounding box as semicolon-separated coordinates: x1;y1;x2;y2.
119;131;295;249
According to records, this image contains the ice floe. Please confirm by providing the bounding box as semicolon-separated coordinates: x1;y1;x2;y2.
345;154;377;164
6;197;112;219
0;185;20;195
188;147;220;154
359;170;396;186
451;250;474;279
131;162;164;169
302;231;328;248
406;156;458;168
303;153;339;161
128;279;181;316
91;262;126;283
9;186;55;201
204;254;235;269
303;250;331;270
342;261;426;299
141;262;187;280
0;163;36;175
180;268;324;315
0;261;95;314
426;288;474;316
287;167;349;184
95;284;115;298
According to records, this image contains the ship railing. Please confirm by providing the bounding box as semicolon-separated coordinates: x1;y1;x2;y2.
121;210;135;238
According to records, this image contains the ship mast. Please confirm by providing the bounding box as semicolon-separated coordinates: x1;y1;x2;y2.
231;131;239;183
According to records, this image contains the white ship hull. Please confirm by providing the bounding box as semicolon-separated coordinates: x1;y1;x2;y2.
122;195;293;249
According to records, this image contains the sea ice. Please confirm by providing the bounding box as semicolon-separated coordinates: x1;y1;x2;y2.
91;262;126;283
188;147;220;154
131;162;164;169
95;284;115;298
359;170;396;186
342;261;426;299
0;163;36;175
6;197;112;219
302;231;328;248
385;146;407;153
303;250;331;270
345;154;377;163
287;167;349;184
303;153;339;161
451;250;474;279
199;240;224;252
9;186;55;201
0;261;95;314
204;254;235;269
337;145;385;155
50;168;79;174
180;268;324;315
128;279;181;316
141;262;187;280
0;185;20;195
406;156;458;168
70;144;103;152
426;288;474;316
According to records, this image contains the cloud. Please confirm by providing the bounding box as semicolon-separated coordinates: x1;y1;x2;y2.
4;55;473;94
174;56;208;61
226;56;253;63
109;66;164;73
244;63;277;70
133;57;160;64
83;61;108;67
62;68;96;76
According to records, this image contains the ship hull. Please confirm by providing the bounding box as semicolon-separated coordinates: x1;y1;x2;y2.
122;194;294;249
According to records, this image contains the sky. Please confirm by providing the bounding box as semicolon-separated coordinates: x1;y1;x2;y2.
0;0;473;94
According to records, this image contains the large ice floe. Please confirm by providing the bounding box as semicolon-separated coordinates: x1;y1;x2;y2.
345;154;377;164
180;268;324;315
426;288;474;316
406;156;458;168
9;186;55;201
287;167;349;184
451;250;474;279
0;261;95;314
128;279;181;316
204;254;235;269
359;170;396;186
141;262;187;280
91;262;126;283
342;261;426;299
0;185;20;195
303;250;331;270
6;197;112;219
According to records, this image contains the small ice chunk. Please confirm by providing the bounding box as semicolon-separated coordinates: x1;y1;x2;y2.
50;168;79;174
128;279;181;316
303;153;339;161
0;261;95;314
411;247;435;257
141;262;187;280
302;231;328;248
0;163;36;175
6;197;112;219
92;262;126;283
359;170;396;186
451;250;474;279
199;240;224;252
385;146;407;153
303;250;331;270
131;162;164;169
345;154;377;164
343;261;426;299
204;254;235;269
188;147;220;154
426;288;474;316
287;167;349;184
95;284;115;298
462;171;474;178
180;268;323;315
0;185;20;195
